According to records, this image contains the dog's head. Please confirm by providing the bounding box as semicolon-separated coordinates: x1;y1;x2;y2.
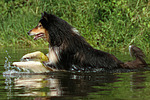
27;12;50;41
28;12;79;46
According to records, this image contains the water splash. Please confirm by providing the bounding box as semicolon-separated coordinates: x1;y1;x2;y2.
3;50;31;77
3;50;11;71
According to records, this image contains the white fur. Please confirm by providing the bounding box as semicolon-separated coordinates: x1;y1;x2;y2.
48;47;60;65
129;45;132;57
72;28;80;35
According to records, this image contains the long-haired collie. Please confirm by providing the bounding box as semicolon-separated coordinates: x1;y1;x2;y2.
13;12;148;73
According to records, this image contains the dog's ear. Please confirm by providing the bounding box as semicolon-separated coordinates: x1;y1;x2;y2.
41;11;49;21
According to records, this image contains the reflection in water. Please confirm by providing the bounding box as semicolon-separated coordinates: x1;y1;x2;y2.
3;72;113;96
131;72;146;90
3;70;150;100
14;75;61;97
2;48;150;100
4;74;62;98
3;72;121;98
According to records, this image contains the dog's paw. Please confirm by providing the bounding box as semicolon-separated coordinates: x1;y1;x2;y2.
42;61;58;71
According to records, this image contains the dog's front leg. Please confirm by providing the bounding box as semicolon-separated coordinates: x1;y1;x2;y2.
42;61;58;71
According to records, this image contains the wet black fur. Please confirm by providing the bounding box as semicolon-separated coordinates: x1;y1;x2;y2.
38;12;126;72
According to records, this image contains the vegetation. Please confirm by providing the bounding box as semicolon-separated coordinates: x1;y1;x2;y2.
0;0;149;53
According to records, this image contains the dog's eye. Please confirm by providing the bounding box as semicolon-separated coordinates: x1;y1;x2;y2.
38;24;42;28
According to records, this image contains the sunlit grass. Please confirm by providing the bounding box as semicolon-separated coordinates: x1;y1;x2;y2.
0;0;149;53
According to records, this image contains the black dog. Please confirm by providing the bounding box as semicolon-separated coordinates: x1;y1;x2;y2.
27;12;147;72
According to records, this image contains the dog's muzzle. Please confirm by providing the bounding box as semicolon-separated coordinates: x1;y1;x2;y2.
27;30;31;35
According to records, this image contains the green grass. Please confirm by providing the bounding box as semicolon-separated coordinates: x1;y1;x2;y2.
0;0;149;53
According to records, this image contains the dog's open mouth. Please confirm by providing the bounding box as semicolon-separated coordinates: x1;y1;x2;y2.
33;33;44;40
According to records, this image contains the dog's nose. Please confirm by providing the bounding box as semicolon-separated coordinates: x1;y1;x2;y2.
27;30;31;35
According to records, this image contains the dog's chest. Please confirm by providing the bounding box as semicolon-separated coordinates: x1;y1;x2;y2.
48;47;60;64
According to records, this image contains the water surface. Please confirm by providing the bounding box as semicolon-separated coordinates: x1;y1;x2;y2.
1;47;150;100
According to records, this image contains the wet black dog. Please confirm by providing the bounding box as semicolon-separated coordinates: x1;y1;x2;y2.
27;12;147;72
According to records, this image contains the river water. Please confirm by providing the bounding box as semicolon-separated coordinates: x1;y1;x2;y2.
0;47;150;100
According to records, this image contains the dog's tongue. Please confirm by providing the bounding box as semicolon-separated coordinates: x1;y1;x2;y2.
34;36;38;40
33;33;44;40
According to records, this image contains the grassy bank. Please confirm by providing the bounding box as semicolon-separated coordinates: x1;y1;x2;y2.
0;0;149;53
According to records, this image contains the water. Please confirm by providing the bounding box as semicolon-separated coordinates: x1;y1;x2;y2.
1;47;150;100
